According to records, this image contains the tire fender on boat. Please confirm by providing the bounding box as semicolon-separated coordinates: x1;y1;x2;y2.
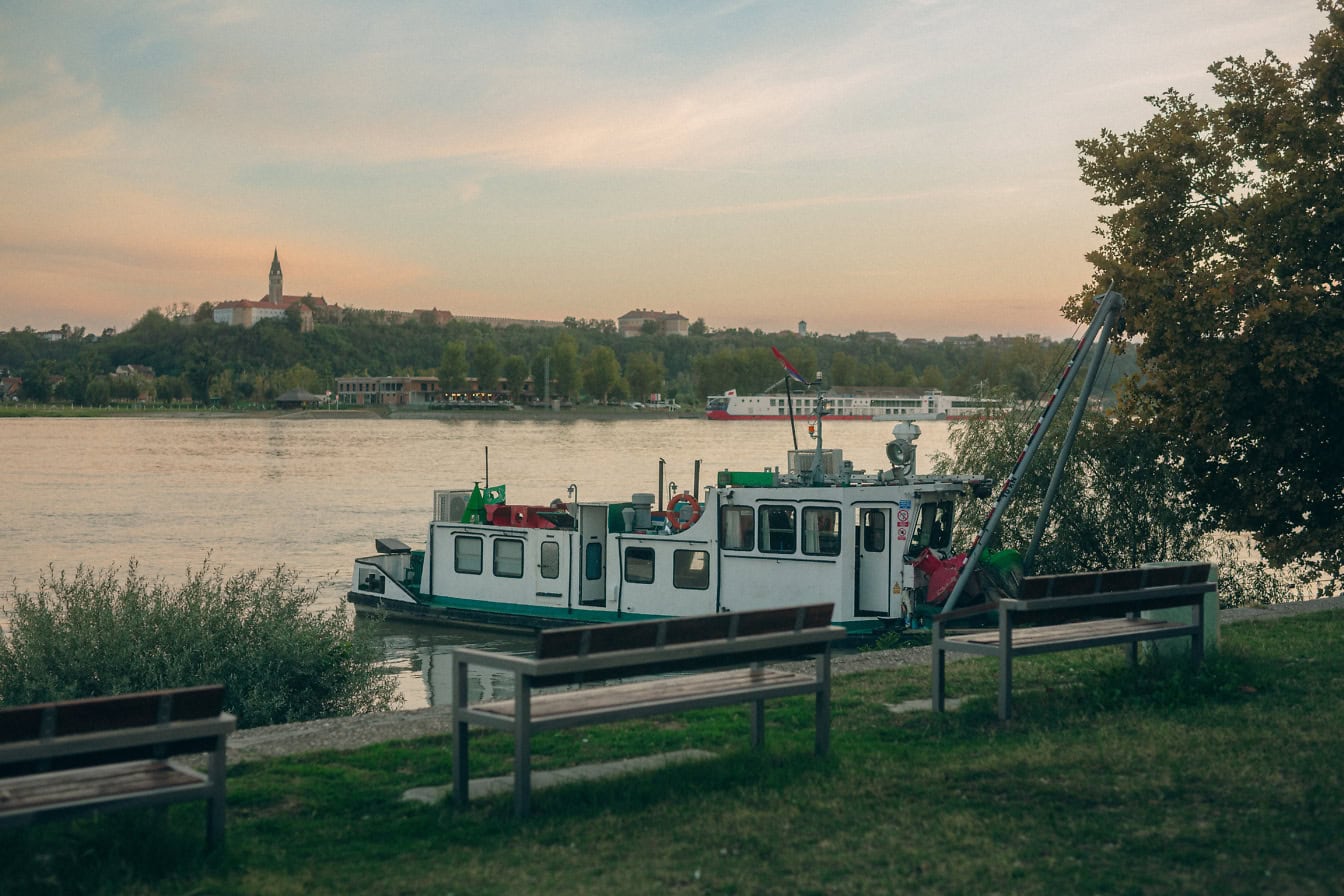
667;492;702;531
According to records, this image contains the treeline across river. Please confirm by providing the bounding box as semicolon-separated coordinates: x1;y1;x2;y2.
0;307;1136;409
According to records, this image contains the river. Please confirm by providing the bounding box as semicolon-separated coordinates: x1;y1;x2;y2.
1;411;955;708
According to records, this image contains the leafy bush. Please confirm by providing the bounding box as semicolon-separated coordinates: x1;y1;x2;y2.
934;408;1311;604
0;561;400;727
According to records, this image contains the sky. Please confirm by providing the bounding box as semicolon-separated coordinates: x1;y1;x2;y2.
0;1;1329;340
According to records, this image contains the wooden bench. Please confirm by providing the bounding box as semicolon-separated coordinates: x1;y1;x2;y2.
451;604;844;817
933;563;1216;721
0;685;236;850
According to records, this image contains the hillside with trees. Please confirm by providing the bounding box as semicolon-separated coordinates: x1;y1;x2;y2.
1;306;1121;409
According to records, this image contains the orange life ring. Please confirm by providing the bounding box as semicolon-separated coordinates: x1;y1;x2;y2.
666;492;702;531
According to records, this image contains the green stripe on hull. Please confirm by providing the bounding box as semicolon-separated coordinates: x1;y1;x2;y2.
422;593;887;636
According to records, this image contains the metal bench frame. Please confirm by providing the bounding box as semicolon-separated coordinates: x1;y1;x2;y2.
0;685;236;850
451;604;844;817
933;563;1217;720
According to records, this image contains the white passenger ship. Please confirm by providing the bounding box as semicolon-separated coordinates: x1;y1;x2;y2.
348;409;993;637
704;388;1000;421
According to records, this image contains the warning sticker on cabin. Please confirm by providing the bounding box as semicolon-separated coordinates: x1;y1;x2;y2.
897;509;910;524
896;526;909;542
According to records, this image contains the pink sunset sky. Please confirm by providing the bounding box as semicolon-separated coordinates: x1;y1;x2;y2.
0;1;1327;339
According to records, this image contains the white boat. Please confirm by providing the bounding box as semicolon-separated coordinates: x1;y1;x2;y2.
705;388;1003;421
348;408;993;637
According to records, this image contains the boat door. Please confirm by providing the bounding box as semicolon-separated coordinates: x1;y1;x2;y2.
575;504;609;607
856;505;892;615
533;533;570;605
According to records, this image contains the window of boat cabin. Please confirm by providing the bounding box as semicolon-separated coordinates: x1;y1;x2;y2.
862;508;886;553
539;541;560;579
908;501;954;556
673;549;710;589
493;539;524;578
720;505;755;551
454;535;483;574
585;542;603;580
802;507;842;556
758;505;797;554
624;546;655;584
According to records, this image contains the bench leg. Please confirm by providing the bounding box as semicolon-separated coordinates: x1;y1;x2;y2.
1126;611;1139;666
514;681;532;819
453;657;470;808
206;738;227;851
932;621;946;712
750;699;765;749
998;613;1013;721
815;649;832;756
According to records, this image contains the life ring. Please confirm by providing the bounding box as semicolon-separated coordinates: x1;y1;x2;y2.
666;492;702;531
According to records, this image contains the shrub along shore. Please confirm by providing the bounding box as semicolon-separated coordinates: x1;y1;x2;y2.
4;606;1342;895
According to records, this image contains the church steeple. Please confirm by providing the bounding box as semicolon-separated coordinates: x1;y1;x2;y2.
268;249;283;304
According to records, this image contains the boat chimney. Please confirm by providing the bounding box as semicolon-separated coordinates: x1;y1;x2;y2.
631;493;654;530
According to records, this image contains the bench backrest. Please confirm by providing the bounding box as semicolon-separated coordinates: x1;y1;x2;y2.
1008;563;1215;621
536;604;834;659
0;685;227;778
528;604;837;686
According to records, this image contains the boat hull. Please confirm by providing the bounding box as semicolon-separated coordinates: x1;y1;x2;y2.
348;591;891;639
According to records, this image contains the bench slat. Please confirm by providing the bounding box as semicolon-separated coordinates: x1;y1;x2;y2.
473;668;811;721
943;617;1196;654
0;760;206;815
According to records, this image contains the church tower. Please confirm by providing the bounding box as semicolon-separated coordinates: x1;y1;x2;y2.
268;249;283;304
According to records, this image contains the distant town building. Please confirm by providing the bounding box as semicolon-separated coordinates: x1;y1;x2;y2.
798;320;807;337
618;309;690;338
336;375;441;406
212;250;329;332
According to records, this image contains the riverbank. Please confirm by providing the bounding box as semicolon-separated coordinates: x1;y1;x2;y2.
226;593;1344;764
0;402;697;421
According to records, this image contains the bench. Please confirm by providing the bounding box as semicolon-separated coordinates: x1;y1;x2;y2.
0;685;236;850
451;604;844;817
933;563;1216;721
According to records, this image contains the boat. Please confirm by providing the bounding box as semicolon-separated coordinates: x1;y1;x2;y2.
704;388;1004;421
348;401;994;638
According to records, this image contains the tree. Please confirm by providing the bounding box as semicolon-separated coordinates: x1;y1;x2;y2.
502;354;531;403
1069;1;1344;578
438;340;467;394
935;410;1214;575
551;333;582;399
582;345;622;403
623;352;664;401
471;340;502;395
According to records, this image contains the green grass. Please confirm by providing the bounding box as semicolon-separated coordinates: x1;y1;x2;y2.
6;611;1343;895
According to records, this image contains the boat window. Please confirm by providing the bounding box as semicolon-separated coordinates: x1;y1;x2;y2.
585;542;603;580
673;550;710;589
720;506;755;552
540;541;560;579
862;509;886;553
624;546;655;584
802;507;842;556
758;505;796;554
493;539;524;578
908;501;955;556
454;535;483;574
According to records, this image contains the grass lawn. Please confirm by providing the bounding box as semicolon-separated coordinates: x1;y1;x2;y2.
5;610;1342;895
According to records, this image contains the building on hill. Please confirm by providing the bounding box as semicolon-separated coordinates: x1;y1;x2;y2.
213;250;329;332
618;309;689;338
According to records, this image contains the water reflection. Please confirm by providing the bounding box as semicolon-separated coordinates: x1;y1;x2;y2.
356;616;534;709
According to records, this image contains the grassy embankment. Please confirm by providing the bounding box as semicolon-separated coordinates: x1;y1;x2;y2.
5;610;1342;895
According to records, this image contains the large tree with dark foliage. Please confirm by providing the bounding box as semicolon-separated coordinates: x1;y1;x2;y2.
1068;1;1344;580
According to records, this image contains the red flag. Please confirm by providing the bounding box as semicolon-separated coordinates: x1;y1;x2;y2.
771;346;807;385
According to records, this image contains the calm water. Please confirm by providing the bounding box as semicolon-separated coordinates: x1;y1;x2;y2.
1;412;954;708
